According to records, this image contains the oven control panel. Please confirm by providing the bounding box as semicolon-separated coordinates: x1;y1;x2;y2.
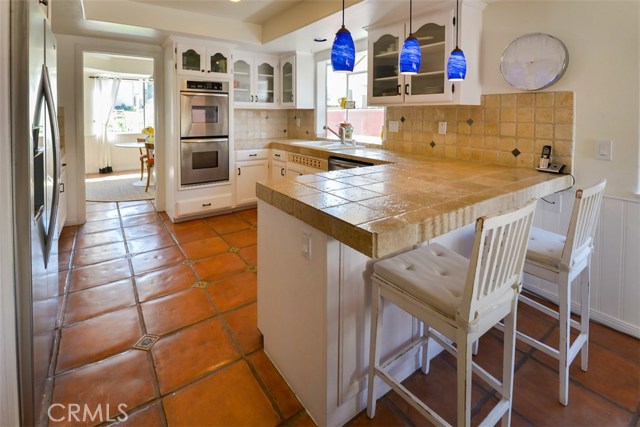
182;80;229;93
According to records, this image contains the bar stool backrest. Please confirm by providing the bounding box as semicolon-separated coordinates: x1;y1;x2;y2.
561;179;607;269
460;199;537;326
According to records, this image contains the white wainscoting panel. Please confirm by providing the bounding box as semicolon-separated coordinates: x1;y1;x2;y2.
524;192;640;338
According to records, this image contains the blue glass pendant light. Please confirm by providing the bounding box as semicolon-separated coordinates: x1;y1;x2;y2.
399;0;421;74
331;0;355;73
447;0;467;80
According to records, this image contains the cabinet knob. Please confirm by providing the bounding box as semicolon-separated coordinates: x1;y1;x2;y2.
250;95;254;102
397;84;401;96
238;167;241;176
249;153;257;157
201;69;205;72
404;84;409;95
280;168;285;176
202;203;212;207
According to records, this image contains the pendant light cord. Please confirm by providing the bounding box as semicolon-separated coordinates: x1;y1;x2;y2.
409;0;413;34
455;0;459;48
342;0;345;27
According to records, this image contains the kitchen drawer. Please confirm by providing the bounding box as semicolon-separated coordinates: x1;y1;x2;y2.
175;194;233;217
236;149;268;162
271;149;286;161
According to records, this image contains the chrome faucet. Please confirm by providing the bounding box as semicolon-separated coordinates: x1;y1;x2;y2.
323;125;345;144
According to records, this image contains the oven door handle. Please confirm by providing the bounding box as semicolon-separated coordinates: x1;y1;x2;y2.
180;138;228;143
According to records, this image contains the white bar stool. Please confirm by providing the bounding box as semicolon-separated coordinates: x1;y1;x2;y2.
367;199;537;427
515;179;606;406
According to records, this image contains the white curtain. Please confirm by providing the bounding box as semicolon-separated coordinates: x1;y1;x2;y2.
91;77;121;171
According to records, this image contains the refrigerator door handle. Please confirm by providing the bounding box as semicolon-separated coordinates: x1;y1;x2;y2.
32;64;60;268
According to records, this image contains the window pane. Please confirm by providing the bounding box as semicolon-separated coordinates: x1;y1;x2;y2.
107;79;154;133
324;53;384;144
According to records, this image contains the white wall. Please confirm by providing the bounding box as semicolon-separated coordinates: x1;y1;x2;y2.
0;0;20;425
480;1;640;336
56;34;163;225
480;1;639;196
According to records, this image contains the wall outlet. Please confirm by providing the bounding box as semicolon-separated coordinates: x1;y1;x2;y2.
388;120;399;132
301;232;312;260
595;140;612;161
541;192;562;214
296;117;301;127
438;121;447;135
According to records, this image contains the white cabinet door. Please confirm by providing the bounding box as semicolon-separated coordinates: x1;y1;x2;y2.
286;162;305;178
177;44;230;77
280;53;314;109
204;47;230;77
236;160;268;206
177;44;207;76
271;159;286;184
233;53;279;109
367;23;405;106
366;3;483;106
404;9;454;104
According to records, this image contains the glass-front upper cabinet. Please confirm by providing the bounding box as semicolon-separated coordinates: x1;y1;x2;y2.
177;44;230;77
404;10;452;103
233;54;279;108
178;45;205;75
281;59;294;105
368;23;404;105
256;61;275;104
206;49;229;76
233;58;252;103
366;3;483;106
279;53;314;108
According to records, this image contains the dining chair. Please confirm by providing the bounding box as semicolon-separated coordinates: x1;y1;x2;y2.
144;141;154;192
137;137;147;181
515;179;606;406
367;199;537;427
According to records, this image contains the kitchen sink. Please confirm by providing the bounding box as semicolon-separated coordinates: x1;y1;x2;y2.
290;140;358;150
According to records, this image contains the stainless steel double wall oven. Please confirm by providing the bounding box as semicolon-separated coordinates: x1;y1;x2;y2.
180;80;229;187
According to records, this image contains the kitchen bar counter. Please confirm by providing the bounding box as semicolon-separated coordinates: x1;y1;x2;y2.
258;139;573;258
257;140;573;426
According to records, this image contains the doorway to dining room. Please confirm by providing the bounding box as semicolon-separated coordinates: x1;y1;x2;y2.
83;52;155;203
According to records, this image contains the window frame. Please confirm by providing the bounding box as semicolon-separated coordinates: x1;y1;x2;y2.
315;46;384;146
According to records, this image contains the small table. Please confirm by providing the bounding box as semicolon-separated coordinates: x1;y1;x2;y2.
114;142;152;187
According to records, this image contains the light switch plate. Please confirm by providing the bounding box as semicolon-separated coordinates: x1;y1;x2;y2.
595;140;612;161
438;121;447;135
388;121;399;132
296;117;301;127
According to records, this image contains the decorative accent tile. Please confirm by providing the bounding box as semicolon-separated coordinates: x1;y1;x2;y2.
125;253;134;259
192;280;208;289
400;116;405;123
466;118;474;126
229;247;240;253
247;266;257;273
133;334;159;351
182;260;194;266
430;141;436;148
511;148;521;157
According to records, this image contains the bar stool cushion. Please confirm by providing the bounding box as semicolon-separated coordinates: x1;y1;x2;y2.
373;243;469;318
526;227;565;267
526;227;591;271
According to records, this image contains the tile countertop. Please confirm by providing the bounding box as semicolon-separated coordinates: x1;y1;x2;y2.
257;139;574;258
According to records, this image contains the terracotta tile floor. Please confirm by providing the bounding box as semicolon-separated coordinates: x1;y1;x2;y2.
48;200;639;426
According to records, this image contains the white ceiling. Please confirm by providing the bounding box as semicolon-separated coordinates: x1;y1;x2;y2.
127;0;306;25
52;0;484;54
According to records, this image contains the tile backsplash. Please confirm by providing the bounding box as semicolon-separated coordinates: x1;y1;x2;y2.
384;91;575;173
234;109;315;150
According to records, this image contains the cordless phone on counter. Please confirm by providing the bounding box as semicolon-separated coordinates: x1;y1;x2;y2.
537;145;566;174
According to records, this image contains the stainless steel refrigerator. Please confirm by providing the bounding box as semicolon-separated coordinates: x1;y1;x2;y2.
10;0;61;425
